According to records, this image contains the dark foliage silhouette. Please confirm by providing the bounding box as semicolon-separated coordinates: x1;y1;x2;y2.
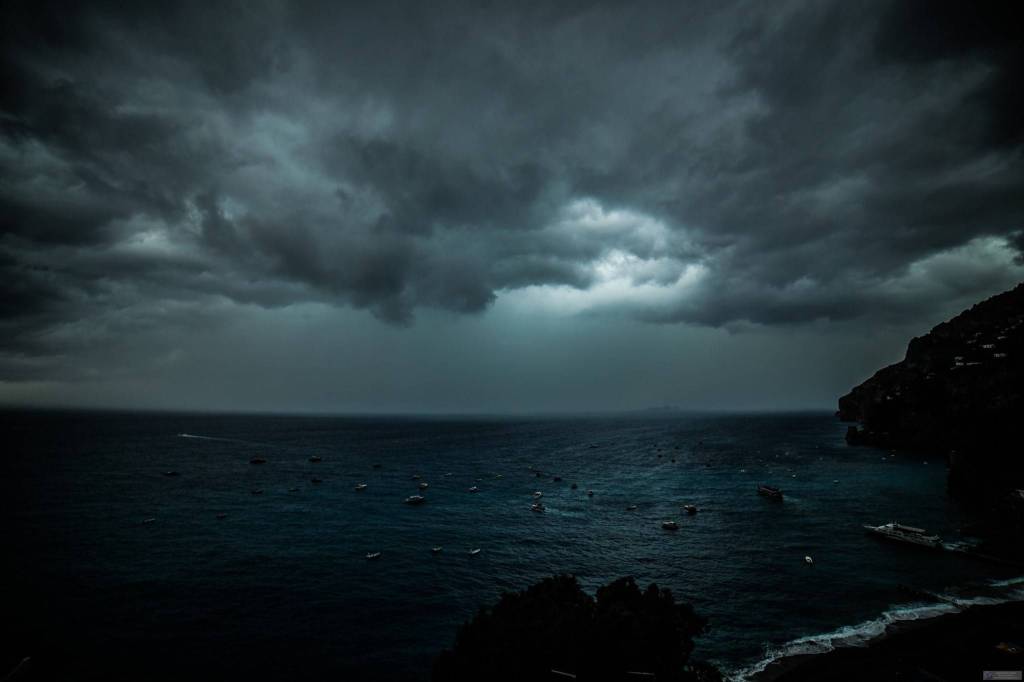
433;575;720;682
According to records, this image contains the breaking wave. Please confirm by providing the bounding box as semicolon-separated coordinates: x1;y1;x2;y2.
724;575;1024;681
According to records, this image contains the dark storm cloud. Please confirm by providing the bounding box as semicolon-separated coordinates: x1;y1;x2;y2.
1;0;1022;376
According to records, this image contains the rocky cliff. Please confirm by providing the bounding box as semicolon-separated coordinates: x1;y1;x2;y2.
838;282;1024;507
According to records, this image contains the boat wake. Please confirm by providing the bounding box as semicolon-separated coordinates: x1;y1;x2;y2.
176;433;271;447
723;575;1024;681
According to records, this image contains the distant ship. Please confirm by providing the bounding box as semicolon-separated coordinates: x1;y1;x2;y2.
863;522;941;548
757;484;783;500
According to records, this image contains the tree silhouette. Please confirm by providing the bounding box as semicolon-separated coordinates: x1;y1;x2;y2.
433;575;721;682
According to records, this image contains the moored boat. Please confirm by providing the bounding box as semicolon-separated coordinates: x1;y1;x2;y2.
404;494;426;505
757;484;783;500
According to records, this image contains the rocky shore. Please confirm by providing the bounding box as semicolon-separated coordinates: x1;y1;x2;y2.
751;600;1024;682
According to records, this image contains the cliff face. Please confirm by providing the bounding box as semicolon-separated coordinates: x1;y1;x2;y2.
838;282;1024;504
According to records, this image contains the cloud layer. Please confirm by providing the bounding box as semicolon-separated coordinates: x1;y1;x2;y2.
2;0;1022;389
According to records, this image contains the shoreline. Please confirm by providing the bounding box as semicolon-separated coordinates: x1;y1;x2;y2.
747;600;1024;681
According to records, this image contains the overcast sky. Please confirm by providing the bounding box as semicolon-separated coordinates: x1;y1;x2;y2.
1;1;1021;413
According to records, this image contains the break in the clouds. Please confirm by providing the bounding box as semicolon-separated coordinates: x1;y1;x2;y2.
1;0;1022;410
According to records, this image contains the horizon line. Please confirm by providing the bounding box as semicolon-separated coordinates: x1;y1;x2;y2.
0;402;837;419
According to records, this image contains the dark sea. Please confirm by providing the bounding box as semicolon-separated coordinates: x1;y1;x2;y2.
3;410;1021;681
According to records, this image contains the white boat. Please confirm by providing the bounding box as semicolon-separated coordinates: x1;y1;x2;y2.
418;482;429;490
354;483;368;491
533;491;544;498
662;520;679;530
683;504;697;515
863;522;941;548
531;502;546;513
366;552;381;560
468;486;480;493
626;505;638;511
404;495;426;505
468;548;481;556
805;555;814;566
431;546;443;553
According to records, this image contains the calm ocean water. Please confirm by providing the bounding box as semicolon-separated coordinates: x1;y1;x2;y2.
2;410;1018;680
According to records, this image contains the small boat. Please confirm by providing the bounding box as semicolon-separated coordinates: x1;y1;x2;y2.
216;513;228;519
412;474;421;480
571;483;578;490
587;490;594;497
163;471;179;477
531;502;546;513
309;456;322;463
535;472;542;478
311;477;322;484
288;487;299;492
372;463;382;469
468;486;479;493
805;555;814;566
418;482;429;490
626;505;638;511
366;552;382;560
431;546;443;553
553;476;563;482
683;504;697;515
662;520;679;530
141;517;156;525
404;495;426;505
251;489;264;495
250;457;267;465
533;491;544;498
468;548;481;556
757;485;784;500
354;483;367;491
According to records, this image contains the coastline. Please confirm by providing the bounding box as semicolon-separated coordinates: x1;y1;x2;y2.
747;600;1024;682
